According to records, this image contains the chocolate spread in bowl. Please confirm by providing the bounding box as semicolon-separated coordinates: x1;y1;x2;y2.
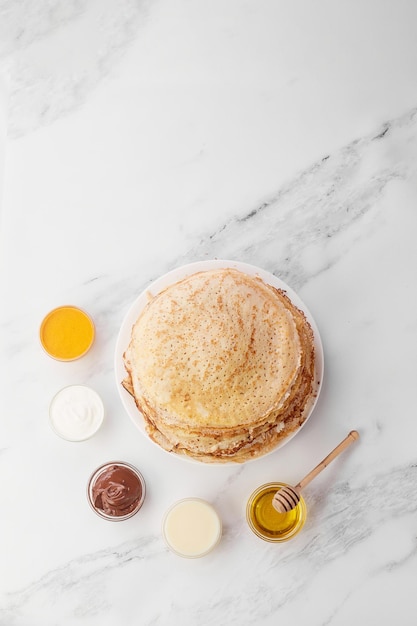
89;462;145;519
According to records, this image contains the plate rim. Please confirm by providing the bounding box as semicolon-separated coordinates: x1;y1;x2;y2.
114;259;324;464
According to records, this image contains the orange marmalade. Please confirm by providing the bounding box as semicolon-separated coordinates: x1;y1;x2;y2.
40;305;95;360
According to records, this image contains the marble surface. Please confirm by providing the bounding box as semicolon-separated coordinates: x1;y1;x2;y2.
1;1;417;624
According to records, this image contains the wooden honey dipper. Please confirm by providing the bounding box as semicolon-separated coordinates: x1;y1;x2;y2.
272;430;359;514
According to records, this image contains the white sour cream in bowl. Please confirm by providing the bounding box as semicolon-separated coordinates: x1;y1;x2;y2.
49;385;104;442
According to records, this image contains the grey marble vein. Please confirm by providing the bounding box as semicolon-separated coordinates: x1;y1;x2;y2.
158;463;417;626
0;0;88;56
1;535;161;625
1;0;150;138
55;102;417;353
173;105;417;291
4;462;413;625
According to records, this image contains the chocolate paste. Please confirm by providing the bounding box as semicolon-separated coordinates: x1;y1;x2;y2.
92;464;142;517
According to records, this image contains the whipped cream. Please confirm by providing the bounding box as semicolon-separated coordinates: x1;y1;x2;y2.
49;385;104;441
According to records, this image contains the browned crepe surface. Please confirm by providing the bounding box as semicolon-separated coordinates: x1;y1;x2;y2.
123;268;316;463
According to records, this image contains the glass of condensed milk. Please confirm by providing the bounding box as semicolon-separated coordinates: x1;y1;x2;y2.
162;498;222;558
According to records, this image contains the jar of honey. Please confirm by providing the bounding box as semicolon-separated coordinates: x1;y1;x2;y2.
246;482;307;542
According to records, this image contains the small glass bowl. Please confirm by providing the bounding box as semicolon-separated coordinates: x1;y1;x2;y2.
87;461;146;522
49;384;104;442
40;305;95;361
246;482;307;542
162;498;222;558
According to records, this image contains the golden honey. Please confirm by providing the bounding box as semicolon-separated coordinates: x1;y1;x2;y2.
246;482;307;542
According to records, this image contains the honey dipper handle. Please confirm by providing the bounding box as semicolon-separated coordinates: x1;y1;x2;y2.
296;430;359;491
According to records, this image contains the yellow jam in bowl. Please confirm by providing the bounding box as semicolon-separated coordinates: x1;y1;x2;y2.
40;306;95;361
246;482;307;542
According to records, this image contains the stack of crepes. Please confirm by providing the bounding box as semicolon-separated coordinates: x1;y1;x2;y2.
122;268;317;463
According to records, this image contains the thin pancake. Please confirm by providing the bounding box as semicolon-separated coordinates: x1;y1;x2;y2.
123;268;316;463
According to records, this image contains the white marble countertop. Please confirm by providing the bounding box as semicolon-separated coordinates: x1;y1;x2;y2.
1;1;417;624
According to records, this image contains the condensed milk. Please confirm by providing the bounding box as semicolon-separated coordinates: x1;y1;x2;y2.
162;498;222;558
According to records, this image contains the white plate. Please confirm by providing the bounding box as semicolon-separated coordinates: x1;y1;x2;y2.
114;259;324;463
